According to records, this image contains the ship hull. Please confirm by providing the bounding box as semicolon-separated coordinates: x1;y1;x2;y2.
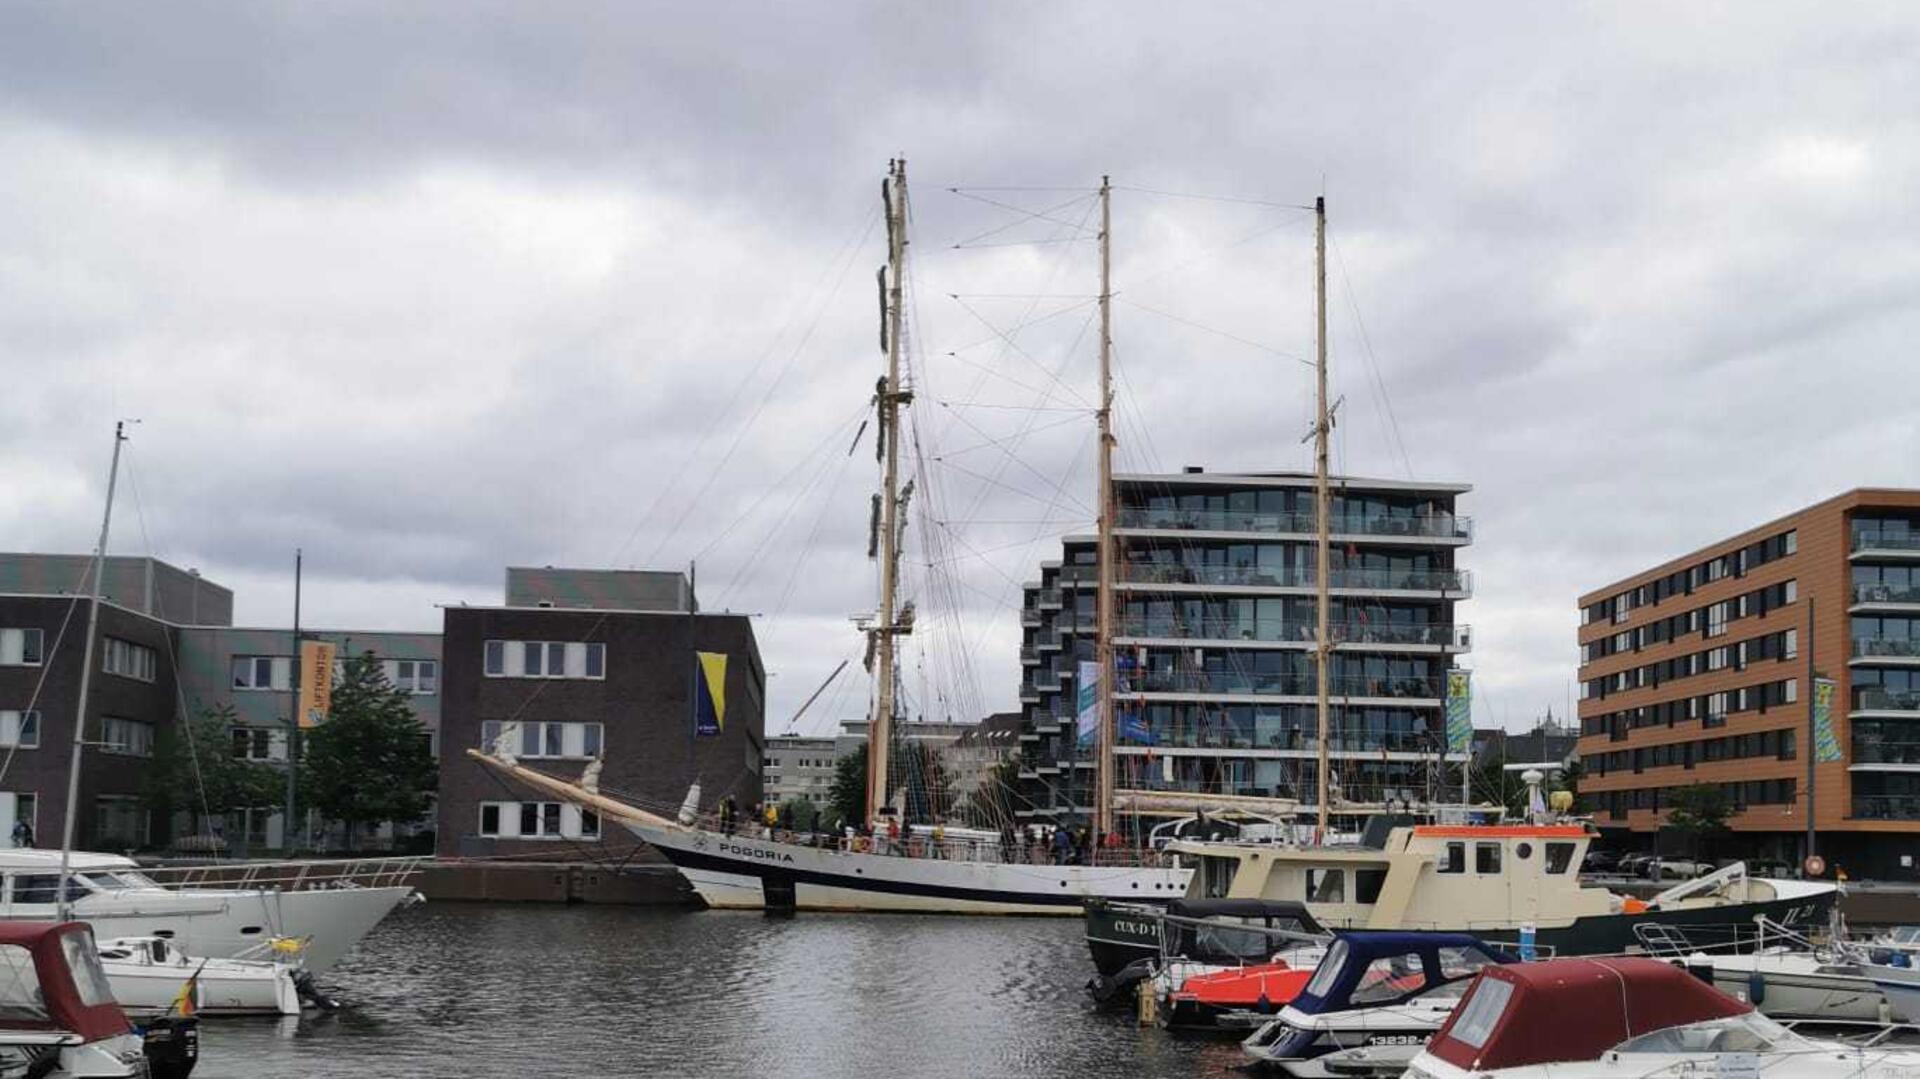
624;820;1191;914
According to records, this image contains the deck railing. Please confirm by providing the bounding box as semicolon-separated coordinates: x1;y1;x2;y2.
142;856;426;892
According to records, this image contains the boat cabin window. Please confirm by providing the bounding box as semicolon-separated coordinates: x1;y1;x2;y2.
1438;842;1466;874
1475;842;1502;875
1352;951;1427;1004
1613;1014;1805;1055
1448;975;1514;1049
1544;842;1576;874
59;933;113;1007
1306;869;1345;903
1356;869;1386;904
1200;856;1236;898
0;944;47;1021
9;874;79;905
82;872;131;891
1304;940;1349;998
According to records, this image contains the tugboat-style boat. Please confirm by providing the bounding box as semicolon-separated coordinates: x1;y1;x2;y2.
1240;931;1515;1072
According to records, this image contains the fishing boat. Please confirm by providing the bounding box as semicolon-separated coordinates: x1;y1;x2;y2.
1399;956;1920;1079
0;920;198;1079
95;937;302;1018
1240;931;1515;1073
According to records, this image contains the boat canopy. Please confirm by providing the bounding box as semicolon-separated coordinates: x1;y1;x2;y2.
1165;898;1324;932
1162;900;1326;965
1425;957;1749;1073
0;921;129;1042
1291;932;1513;1016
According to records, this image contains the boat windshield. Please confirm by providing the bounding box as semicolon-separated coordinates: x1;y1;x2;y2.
1888;926;1920;947
1612;1014;1809;1055
1304;940;1350;999
82;872;133;891
58;931;115;1008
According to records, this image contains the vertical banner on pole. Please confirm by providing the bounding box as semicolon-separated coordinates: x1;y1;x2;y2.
1445;669;1473;754
298;641;336;728
1075;661;1100;747
694;652;728;737
1812;677;1841;763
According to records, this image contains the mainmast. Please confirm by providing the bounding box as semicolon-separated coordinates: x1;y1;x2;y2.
1313;196;1333;840
59;421;127;920
1093;177;1116;839
866;158;911;830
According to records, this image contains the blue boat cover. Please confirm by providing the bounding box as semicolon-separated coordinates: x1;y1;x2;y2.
1288;931;1516;1015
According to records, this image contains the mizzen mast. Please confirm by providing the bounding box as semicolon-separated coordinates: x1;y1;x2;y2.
1093;177;1117;840
866;158;911;830
1312;195;1333;840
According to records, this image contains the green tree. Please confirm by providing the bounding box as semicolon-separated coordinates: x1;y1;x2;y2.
143;704;287;849
827;744;868;831
303;652;438;850
1664;783;1732;859
777;798;819;833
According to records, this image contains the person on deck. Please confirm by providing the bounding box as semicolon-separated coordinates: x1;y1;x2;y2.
886;816;902;856
999;823;1016;864
1052;826;1074;865
930;823;945;860
719;796;736;836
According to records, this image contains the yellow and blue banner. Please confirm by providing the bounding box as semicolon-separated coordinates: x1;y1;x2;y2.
1445;669;1473;753
694;652;728;737
1812;677;1841;763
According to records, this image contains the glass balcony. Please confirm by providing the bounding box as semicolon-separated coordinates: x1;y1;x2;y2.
1853;795;1920;820
1116;725;1448;754
1853;583;1920;605
1852;532;1920;553
1117;507;1471;540
1019;608;1043;627
1019;645;1039;664
1852;687;1920;713
1035;587;1063;609
1124;671;1440;699
1116;563;1469;593
1852;739;1920;765
1115;616;1470;649
1852;636;1920;659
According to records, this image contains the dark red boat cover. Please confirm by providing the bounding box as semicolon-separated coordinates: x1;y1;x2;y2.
0;922;131;1043
1426;957;1750;1072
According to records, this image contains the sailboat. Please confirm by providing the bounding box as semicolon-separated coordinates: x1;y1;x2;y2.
470;162;1191;913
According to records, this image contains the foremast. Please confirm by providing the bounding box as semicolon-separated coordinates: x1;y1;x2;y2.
866;158;912;830
1093;177;1117;840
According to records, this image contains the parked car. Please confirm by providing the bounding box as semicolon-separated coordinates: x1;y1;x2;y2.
1617;853;1657;878
1582;849;1620;873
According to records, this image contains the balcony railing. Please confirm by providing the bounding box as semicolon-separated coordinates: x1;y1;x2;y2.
1853;532;1920;553
1035;587;1063;609
1124;671;1440;699
1854;795;1920;820
1117;507;1471;540
1853;583;1920;605
1117;728;1452;754
1853;687;1920;713
1853;636;1920;659
1117;563;1469;593
1852;740;1920;766
1115;616;1470;649
1020;608;1043;627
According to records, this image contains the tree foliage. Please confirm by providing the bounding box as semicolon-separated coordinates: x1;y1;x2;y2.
1664;783;1732;856
143;704;287;845
827;744;868;831
823;739;957;830
303;652;437;847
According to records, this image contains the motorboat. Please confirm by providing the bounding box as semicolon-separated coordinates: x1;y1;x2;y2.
1087;899;1325;1004
1241;931;1516;1073
1864;962;1920;1024
0;849;419;974
1399;955;1920;1079
0;920;198;1079
1633;920;1896;1023
96;937;303;1018
1871;925;1920;960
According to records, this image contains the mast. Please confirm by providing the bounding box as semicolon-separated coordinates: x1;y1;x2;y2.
286;548;302;852
1094;177;1116;839
866;158;910;830
1313;196;1332;839
58;422;127;920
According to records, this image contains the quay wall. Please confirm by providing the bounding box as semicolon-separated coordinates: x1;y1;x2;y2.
418;862;695;905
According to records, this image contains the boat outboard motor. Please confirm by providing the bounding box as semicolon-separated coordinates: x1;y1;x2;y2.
141;1016;200;1079
294;969;342;1011
1087;958;1157;1006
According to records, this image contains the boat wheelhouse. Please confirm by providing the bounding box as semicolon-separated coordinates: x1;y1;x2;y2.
1169;821;1835;955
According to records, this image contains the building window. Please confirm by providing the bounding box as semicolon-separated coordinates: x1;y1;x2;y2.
231;655;292;691
100;717;154;757
102;638;156;682
230;727;282;761
480;721;605;760
482;641;607;680
479;804;501;835
95;796;149;848
0;630;44;667
476;800;598;841
0;712;39;750
383;659;438;695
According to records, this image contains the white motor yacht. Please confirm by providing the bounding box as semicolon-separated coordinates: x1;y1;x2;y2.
95;936;301;1018
0;849;418;974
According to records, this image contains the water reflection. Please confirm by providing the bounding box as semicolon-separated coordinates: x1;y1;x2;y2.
194;903;1245;1078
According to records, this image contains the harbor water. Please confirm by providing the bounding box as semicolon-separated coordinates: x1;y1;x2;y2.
196;902;1244;1078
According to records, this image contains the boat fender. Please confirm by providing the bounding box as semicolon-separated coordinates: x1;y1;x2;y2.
1746;970;1766;1006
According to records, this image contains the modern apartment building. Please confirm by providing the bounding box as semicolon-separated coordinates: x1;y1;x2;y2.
1575;489;1920;878
435;567;765;860
1015;469;1473;824
763;734;838;810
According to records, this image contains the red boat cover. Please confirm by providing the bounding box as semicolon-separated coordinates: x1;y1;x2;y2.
0;922;131;1043
1426;957;1749;1072
1172;962;1314;1008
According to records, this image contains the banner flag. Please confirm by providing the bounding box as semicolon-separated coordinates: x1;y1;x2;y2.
1445;669;1473;754
1812;677;1841;763
1075;661;1100;747
298;641;336;728
694;652;728;737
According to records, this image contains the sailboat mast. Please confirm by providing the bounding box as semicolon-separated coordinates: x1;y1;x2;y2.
867;158;909;830
58;421;127;919
1313;196;1332;839
1094;177;1116;840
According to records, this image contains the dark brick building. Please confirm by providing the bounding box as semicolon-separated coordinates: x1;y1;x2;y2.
435;569;765;860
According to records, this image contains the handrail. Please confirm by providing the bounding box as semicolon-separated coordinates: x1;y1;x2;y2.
142;856;426;892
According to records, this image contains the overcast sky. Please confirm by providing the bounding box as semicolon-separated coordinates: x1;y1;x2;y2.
3;2;1916;738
